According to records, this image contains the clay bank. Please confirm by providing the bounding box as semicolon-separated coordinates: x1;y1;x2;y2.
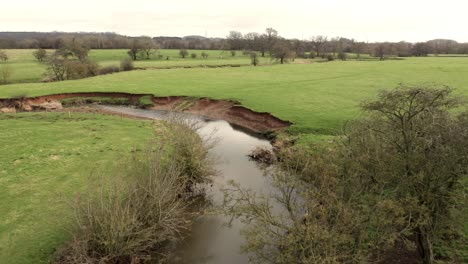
0;92;291;134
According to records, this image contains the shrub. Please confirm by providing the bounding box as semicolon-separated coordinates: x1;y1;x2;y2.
120;58;134;71
230;50;236;57
55;118;215;263
201;52;209;59
33;48;47;62
250;51;259;66
326;54;335;61
308;52;316;59
138;95;153;108
190;53;197;59
0;50;8;62
337;51;347;61
98;65;120;75
179;49;188;58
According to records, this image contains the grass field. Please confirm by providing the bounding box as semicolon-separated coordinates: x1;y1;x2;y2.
1;57;468;142
0;112;156;263
0;49;264;84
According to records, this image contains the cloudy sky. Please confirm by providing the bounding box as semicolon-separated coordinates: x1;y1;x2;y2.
2;0;467;42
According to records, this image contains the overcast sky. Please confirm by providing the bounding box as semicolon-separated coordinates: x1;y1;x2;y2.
2;0;467;42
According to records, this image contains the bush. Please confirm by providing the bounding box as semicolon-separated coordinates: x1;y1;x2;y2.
179;49;188;58
33;48;47;62
308;52;316;59
326;54;335;61
120;58;134;71
55;118;215;263
0;50;8;62
190;53;197;59
98;65;120;75
337;51;347;61
138;95;154;108
60;97;130;106
230;50;236;57
201;52;209;59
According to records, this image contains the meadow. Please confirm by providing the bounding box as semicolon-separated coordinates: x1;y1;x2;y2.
1;49;261;84
1;56;468;142
0;112;156;263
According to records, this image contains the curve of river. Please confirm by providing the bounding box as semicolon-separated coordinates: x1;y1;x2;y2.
98;106;274;264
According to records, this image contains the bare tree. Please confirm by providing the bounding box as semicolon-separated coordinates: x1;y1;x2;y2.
250;51;259;66
271;40;292;64
310;36;328;57
265;27;278;54
140;37;157;59
227;31;243;50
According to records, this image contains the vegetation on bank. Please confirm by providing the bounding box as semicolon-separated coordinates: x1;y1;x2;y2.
223;86;468;263
55;118;215;263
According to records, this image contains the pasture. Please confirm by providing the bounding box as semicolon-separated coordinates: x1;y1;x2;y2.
0;112;155;263
1;56;468;142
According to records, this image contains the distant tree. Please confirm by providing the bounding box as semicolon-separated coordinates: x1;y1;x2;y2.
190;53;197;59
179;49;189;58
201;52;209;59
244;32;260;51
265;27;278;54
337;51;347;61
33;48;47;62
257;35;268;57
270;40;292;64
230;50;236;57
374;43;389;60
127;39;142;61
411;42;431;57
250;51;259;66
140;37;157;59
0;50;8;62
311;36;328;57
227;31;243;50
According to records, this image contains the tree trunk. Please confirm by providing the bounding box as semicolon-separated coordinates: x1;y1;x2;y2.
417;228;434;264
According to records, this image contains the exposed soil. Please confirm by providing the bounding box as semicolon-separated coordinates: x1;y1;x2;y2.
0;92;292;133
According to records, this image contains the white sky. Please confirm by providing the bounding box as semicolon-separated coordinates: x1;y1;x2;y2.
1;0;467;42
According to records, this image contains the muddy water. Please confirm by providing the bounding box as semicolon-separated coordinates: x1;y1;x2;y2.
98;106;274;263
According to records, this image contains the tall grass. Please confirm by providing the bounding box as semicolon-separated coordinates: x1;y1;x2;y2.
54;117;215;263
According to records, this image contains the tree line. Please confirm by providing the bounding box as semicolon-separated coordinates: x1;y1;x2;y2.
1;31;468;57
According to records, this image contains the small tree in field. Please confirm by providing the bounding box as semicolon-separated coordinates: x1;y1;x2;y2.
271;40;292;64
230;50;236;57
201;52;209;59
0;64;12;84
179;49;188;58
33;48;47;62
0;51;8;62
250;52;259;66
190;53;197;59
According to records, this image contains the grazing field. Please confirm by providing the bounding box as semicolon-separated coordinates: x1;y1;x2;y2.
1;57;468;142
0;49;265;84
0;112;155;263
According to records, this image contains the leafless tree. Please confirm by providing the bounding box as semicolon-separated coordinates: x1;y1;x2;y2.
310;36;328;57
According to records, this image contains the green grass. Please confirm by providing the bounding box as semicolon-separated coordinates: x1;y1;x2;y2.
0;112;156;263
1;57;468;142
0;49;266;84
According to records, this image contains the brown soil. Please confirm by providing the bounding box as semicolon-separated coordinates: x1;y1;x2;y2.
0;92;291;133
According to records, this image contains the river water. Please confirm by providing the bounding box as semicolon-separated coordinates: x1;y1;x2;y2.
98;106;274;264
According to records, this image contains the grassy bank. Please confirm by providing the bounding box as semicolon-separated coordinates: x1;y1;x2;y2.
1;57;468;142
0;112;155;263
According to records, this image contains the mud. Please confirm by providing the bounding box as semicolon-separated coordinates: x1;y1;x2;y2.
0;92;291;133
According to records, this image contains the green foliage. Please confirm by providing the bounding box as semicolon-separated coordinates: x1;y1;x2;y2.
190;53;197;59
138;95;153;108
60;96;130;106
